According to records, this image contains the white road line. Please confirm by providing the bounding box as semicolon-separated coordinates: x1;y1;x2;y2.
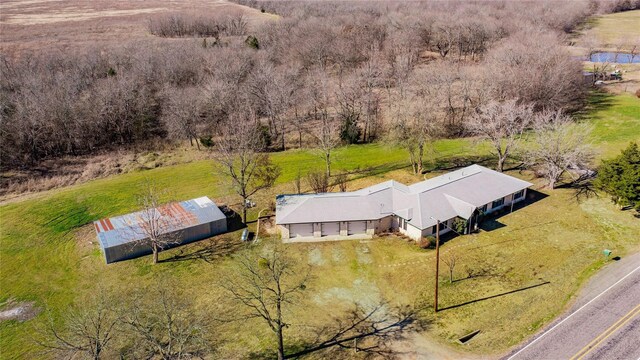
507;264;640;360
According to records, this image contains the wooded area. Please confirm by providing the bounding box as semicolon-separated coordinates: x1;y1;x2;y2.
5;0;636;171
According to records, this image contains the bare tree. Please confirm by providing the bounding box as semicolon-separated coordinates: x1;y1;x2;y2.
214;111;281;223
122;285;209;359
355;56;383;142
486;30;586;112
387;73;440;175
432;20;457;59
306;70;340;177
35;292;121;360
161;86;205;149
629;38;640;63
307;170;333;194
442;252;458;284
132;181;182;264
333;172;348;192
312;110;340;178
246;62;295;150
526;111;594;189
219;245;311;360
466;100;534;172
335;74;364;145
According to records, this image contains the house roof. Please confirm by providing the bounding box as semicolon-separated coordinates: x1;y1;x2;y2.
276;165;532;230
94;196;226;249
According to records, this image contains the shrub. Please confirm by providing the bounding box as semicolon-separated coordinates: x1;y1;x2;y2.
418;236;435;249
339;115;361;144
199;136;214;147
258;257;270;268
452;217;467;234
257;124;272;148
635;88;640;99
245;35;260;49
306;170;332;193
333;172;348;192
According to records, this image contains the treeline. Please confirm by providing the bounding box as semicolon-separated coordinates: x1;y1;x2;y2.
0;0;619;169
148;12;249;38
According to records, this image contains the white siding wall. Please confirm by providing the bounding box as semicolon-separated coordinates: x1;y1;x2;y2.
484;188;528;214
398;222;422;240
420;219;453;238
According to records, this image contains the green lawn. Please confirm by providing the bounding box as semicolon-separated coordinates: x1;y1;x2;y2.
0;138;483;358
1;91;639;358
581;92;640;158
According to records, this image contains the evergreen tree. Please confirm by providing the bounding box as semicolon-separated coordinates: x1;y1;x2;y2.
339;115;361;144
595;142;640;211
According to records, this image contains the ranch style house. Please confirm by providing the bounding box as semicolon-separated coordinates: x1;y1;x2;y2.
276;164;532;242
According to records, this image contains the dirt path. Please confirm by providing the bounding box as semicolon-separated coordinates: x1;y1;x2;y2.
393;331;484;360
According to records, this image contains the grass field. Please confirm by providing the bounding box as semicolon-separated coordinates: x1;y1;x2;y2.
585;10;640;44
0;0;276;56
1;93;639;358
582;92;640;158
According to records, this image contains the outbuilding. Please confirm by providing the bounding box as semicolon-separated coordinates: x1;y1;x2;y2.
94;196;227;264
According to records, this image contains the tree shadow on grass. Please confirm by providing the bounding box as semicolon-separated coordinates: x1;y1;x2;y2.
339;154;496;184
283;304;429;359
477;189;549;232
221;207;246;232
430;155;494;173
161;208;246;264
161;236;245;264
343;162;411;181
478;219;507;231
438;281;551;312
574;90;615;120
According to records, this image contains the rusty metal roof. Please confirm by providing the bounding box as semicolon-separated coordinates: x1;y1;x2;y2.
94;196;226;248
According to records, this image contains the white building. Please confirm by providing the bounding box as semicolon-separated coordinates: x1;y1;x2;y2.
276;164;532;242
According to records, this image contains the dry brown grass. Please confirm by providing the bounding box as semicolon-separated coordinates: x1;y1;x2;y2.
0;142;211;202
0;0;276;56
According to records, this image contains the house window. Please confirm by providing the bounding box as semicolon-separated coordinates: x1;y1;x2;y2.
432;225;437;234
514;190;524;199
403;219;407;230
480;204;488;213
492;198;505;208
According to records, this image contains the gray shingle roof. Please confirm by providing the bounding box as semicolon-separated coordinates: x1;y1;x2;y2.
276;164;532;230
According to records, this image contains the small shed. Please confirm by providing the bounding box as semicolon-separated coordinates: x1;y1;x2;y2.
94;196;227;264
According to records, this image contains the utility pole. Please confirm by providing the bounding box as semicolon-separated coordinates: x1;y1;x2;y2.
434;219;440;313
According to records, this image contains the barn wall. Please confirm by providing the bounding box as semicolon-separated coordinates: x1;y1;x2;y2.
102;218;228;264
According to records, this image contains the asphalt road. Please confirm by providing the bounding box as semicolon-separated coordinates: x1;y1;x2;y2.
503;251;640;360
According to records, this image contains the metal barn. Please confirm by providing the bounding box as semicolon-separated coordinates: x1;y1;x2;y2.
94;196;227;264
